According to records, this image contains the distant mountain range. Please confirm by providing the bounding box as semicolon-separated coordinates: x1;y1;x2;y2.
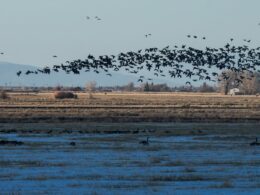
0;61;174;87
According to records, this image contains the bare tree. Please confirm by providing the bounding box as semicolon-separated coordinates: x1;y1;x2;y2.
85;81;97;92
124;82;135;91
199;82;215;93
85;81;97;98
239;72;257;95
218;70;259;95
218;70;240;95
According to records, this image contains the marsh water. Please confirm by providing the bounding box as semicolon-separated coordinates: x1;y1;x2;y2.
0;123;260;195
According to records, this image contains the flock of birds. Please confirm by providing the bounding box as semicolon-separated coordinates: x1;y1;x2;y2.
15;36;260;84
1;15;259;84
86;15;102;21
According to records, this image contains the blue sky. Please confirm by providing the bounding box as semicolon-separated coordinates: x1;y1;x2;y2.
0;0;260;84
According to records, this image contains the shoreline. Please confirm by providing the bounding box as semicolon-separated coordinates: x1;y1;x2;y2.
0;121;259;133
0;116;260;123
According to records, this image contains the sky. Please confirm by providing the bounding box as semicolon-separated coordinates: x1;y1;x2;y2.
0;0;260;85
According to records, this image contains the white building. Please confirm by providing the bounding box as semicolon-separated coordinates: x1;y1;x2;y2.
229;88;240;96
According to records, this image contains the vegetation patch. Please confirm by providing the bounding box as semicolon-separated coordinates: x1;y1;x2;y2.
54;91;78;99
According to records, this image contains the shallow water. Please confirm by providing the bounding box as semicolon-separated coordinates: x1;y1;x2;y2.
0;124;260;195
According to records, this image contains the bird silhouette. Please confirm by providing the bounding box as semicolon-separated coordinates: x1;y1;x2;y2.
16;71;22;77
95;16;101;20
250;137;260;146
145;34;152;38
139;137;149;145
23;38;260;85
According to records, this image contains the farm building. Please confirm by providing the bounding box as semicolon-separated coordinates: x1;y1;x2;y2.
229;88;241;96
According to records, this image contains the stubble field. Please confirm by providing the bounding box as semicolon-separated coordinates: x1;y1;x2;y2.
0;92;260;123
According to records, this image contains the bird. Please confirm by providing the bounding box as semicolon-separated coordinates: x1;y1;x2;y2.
243;39;251;43
0;52;4;55
53;55;57;58
16;71;22;77
95;16;101;20
139;137;150;145
145;34;152;38
202;37;206;40
250;137;260;146
86;16;90;20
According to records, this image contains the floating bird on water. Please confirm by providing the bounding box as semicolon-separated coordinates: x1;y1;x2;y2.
139;137;150;145
250;137;260;146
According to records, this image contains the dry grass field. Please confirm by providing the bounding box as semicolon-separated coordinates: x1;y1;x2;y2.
1;92;260;122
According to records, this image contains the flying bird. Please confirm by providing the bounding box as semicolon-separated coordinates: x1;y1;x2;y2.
145;34;152;38
16;71;22;77
95;16;101;20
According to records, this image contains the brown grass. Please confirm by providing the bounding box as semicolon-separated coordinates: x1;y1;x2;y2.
1;92;260;122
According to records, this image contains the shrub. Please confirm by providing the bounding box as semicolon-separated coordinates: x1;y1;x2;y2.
0;91;9;99
54;91;77;99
